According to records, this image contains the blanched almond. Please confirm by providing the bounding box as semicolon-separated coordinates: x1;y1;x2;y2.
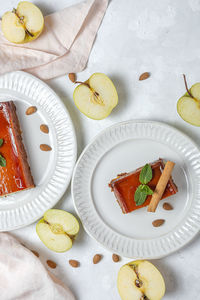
139;72;150;81
26;106;37;115
40;144;52;151
46;260;57;269
40;124;49;134
68;73;76;83
163;202;173;210
152;219;165;227
69;260;79;268
93;254;102;264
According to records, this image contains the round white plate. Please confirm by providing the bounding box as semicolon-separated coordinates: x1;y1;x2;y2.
72;120;200;258
0;71;76;231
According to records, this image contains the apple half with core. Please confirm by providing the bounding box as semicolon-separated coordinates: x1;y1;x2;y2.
177;74;200;126
117;260;165;300
73;73;118;120
2;1;44;44
36;209;79;253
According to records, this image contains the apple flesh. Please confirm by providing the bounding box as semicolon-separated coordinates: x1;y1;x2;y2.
36;209;79;253
2;1;44;44
177;81;200;126
73;73;118;120
117;260;165;300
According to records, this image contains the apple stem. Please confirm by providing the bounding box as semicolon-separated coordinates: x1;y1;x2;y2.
12;8;34;37
183;74;193;98
75;81;90;88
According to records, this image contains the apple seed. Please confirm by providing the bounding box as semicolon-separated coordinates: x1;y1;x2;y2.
31;250;39;257
112;254;120;262
69;259;79;268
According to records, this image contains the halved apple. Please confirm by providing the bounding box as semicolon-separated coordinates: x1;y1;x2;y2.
2;1;44;44
73;73;118;120
177;76;200;126
36;209;79;253
117;260;165;300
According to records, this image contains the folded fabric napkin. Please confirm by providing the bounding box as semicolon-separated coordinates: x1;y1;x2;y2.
0;0;108;80
0;233;75;300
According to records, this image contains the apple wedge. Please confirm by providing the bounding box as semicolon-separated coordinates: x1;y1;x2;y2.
117;260;165;300
73;73;118;120
2;1;44;44
36;209;79;253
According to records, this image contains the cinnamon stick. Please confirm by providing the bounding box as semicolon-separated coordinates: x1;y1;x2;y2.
147;161;175;212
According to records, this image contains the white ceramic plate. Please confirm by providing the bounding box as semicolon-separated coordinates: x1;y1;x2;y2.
0;71;76;231
72;120;200;258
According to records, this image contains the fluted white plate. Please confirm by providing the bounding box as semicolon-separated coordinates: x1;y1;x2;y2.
0;71;76;231
72;120;200;258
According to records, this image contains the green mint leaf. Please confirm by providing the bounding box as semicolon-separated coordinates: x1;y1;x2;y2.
0;154;6;167
139;164;152;184
134;185;148;206
0;139;3;147
140;184;153;195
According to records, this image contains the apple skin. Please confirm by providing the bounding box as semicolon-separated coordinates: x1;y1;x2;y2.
117;260;165;300
1;1;44;44
73;73;118;120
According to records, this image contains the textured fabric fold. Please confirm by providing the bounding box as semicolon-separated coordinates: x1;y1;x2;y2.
0;233;75;300
0;0;108;79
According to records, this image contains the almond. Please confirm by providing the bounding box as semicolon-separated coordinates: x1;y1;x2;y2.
68;73;76;83
112;254;120;262
40;124;49;134
31;250;39;257
93;254;102;264
163;202;173;210
139;72;150;81
152;219;165;227
26;106;37;115
46;260;57;269
40;144;52;151
69;259;79;268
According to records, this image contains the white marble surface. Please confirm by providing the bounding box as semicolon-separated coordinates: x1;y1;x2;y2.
1;0;200;299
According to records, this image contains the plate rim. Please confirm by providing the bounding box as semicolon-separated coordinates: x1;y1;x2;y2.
72;119;200;258
0;71;77;231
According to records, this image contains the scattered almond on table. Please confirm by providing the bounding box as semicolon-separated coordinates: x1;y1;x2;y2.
46;260;57;269
26;106;37;115
112;254;120;262
139;72;150;81
40;124;49;134
163;202;173;210
93;254;102;264
69;259;79;268
152;219;165;227
68;73;76;83
40;144;52;151
31;250;39;257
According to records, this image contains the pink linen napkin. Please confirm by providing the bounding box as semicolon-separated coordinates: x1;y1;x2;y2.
0;233;75;300
0;0;108;80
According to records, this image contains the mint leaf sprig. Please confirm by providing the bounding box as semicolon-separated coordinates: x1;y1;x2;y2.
134;164;153;206
0;139;6;167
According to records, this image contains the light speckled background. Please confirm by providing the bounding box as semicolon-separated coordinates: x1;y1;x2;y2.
1;0;200;299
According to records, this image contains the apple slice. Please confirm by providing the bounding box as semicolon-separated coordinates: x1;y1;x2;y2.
73;73;118;120
117;260;165;300
177;76;200;126
36;209;79;253
2;1;44;44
